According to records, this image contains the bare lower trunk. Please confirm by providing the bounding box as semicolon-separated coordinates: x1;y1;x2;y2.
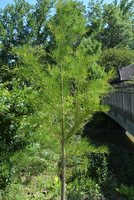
61;138;66;200
60;34;66;200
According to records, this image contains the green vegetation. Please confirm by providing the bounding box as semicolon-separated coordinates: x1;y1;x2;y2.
87;0;134;50
83;113;134;199
1;112;134;199
0;0;134;199
98;48;134;72
12;1;113;198
116;184;134;200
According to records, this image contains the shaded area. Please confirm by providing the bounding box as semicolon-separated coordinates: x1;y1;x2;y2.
83;112;134;188
83;112;134;150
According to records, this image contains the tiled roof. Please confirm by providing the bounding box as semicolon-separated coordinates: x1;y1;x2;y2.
111;64;134;83
119;64;134;80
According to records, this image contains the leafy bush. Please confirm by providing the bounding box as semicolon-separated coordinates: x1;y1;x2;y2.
67;176;104;200
0;80;37;189
116;184;134;200
98;48;134;72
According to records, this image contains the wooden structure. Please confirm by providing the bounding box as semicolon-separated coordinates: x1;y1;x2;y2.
105;84;134;136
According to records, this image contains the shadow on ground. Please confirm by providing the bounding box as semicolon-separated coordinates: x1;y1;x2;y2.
83;112;134;188
83;112;134;150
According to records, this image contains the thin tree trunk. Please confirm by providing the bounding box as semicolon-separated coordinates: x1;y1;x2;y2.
60;37;66;200
61;138;66;200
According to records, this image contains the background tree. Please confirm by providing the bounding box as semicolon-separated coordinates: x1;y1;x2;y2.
98;48;134;72
0;0;55;83
102;3;133;49
33;0;55;45
13;0;114;199
0;0;33;66
87;0;134;50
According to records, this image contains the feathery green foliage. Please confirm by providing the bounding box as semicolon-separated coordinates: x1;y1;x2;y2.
12;0;114;199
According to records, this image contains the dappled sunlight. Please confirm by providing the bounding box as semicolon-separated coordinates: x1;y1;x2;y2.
126;131;134;144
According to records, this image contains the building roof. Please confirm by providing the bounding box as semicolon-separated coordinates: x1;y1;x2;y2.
111;64;134;83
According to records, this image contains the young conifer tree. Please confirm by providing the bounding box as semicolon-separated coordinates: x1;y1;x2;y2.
13;0;114;199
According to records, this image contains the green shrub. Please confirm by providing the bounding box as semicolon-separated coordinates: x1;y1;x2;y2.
98;48;134;72
116;184;134;200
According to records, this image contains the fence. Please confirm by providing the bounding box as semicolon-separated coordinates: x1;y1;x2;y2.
105;84;134;136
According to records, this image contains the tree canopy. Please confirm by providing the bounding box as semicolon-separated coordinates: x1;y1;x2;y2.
87;0;134;50
0;0;133;198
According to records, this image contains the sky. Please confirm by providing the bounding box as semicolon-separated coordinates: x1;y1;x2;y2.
0;0;114;10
